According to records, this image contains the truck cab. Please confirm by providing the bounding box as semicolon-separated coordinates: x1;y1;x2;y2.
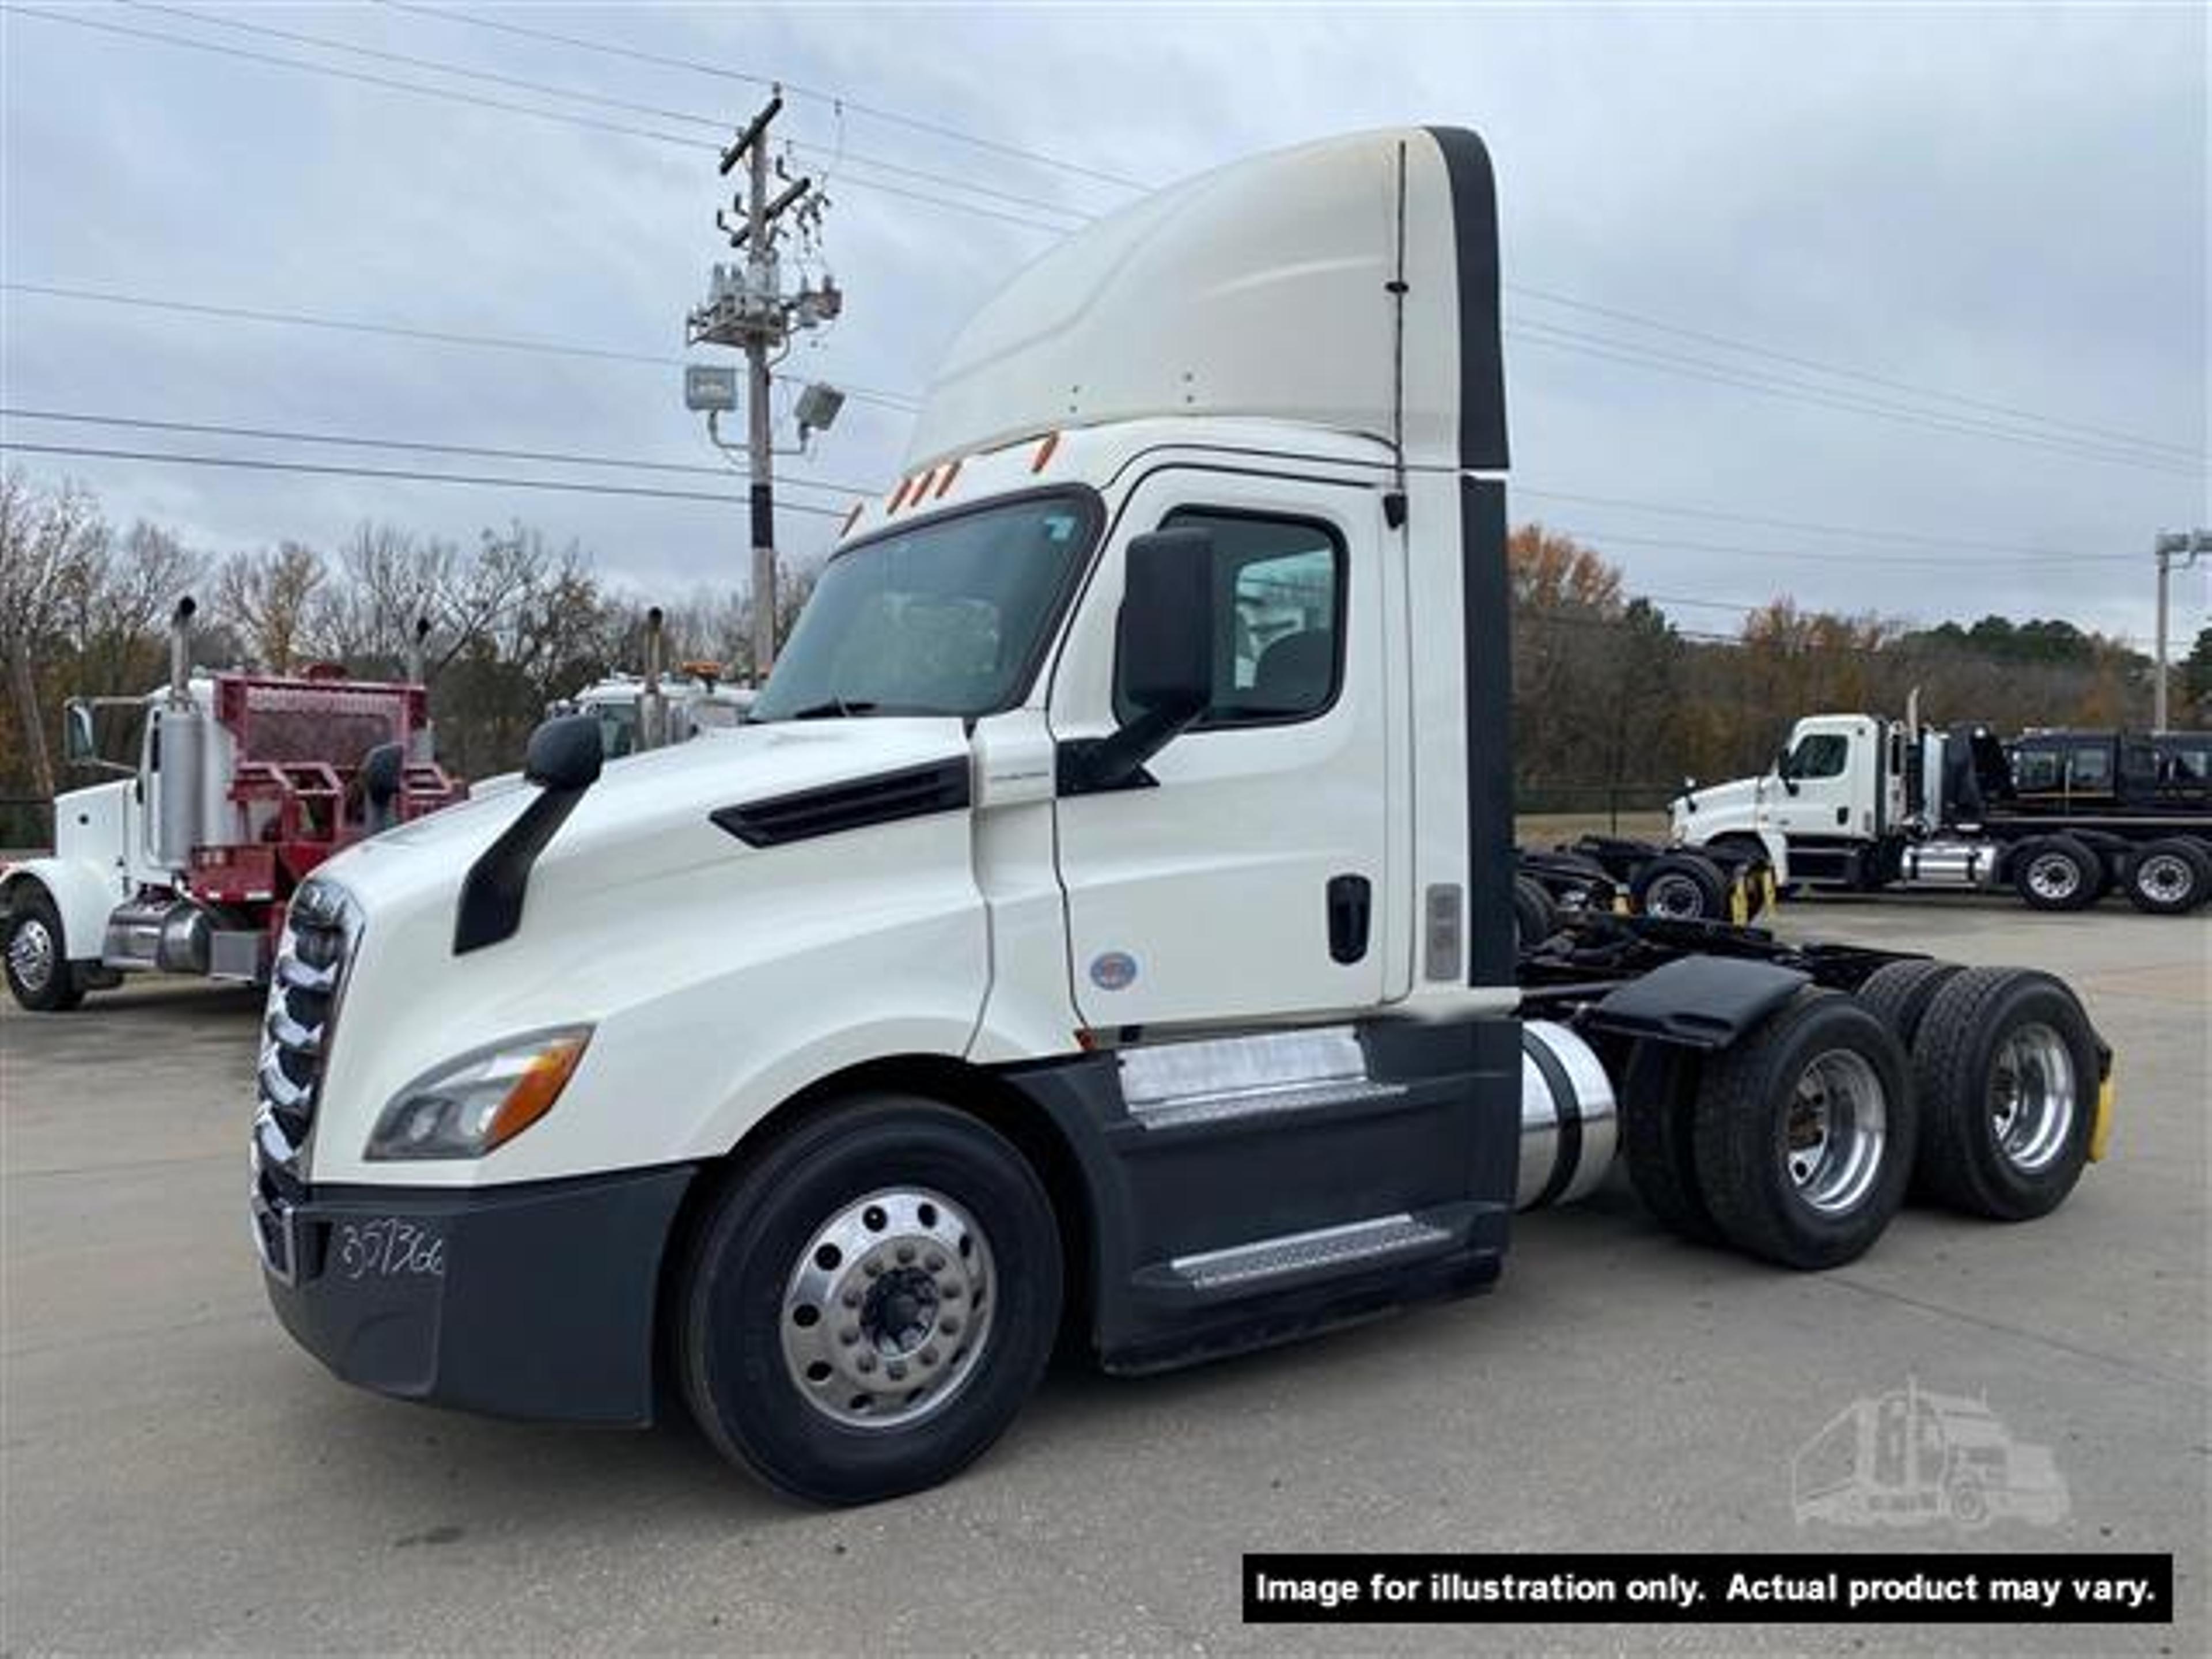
1671;713;1900;885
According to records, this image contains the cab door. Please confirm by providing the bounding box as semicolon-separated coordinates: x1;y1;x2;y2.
1770;720;1876;841
1048;469;1395;1030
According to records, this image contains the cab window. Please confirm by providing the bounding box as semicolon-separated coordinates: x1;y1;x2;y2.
2068;747;2112;790
1113;509;1344;728
1786;733;1850;780
2013;747;2062;791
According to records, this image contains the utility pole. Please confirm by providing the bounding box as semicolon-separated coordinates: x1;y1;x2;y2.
685;88;844;685
2152;528;2211;731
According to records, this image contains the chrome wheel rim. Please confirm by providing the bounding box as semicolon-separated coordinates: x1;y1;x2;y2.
1782;1048;1888;1215
7;916;54;993
1646;873;1707;919
780;1185;994;1430
1990;1022;2075;1173
2136;854;2192;904
2026;854;2081;902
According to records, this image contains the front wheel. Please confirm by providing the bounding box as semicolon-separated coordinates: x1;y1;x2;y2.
678;1097;1062;1505
3;890;84;1012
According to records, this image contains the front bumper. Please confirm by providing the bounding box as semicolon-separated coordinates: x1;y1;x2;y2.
255;1164;696;1426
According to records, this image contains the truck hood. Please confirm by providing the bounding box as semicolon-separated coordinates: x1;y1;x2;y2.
1671;771;1766;842
323;717;973;915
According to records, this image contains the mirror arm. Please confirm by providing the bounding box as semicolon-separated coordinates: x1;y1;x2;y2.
1057;700;1204;796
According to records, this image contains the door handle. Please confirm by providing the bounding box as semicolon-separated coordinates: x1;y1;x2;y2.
1327;874;1371;965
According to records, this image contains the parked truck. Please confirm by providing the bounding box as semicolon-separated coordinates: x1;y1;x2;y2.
241;128;2112;1506
552;607;755;759
1673;706;2212;915
0;603;461;1009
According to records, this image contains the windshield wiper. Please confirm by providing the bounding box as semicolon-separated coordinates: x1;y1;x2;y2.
780;698;880;721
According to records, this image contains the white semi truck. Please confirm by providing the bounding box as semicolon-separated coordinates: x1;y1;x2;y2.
1673;709;2212;915
244;128;2112;1505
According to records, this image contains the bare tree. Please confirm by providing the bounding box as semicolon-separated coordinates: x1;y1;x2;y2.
0;469;110;797
216;542;327;672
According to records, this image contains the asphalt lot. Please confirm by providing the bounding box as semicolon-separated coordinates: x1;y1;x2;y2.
2;896;2205;1655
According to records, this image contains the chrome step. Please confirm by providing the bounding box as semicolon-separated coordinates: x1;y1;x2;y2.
1119;1026;1404;1131
1168;1213;1454;1291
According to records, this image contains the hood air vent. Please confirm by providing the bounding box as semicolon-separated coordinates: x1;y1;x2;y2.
711;757;971;849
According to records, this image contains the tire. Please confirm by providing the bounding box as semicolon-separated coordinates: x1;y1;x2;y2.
1513;873;1559;948
1619;1040;1722;1244
2010;835;2100;912
2120;838;2211;915
1854;959;1965;1049
1631;852;1729;922
3;889;84;1012
679;1096;1062;1505
1910;968;2100;1221
1690;990;1915;1270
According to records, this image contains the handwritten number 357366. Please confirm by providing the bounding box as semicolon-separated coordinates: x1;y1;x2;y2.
334;1218;447;1281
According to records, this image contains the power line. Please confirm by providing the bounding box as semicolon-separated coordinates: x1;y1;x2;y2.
1507;321;2203;478
0;438;853;514
0;281;922;411
131;1;1093;227
378;0;1150;194
0;407;881;498
1506;281;2205;464
1544;522;2134;569
13;6;1084;236
1513;483;2093;561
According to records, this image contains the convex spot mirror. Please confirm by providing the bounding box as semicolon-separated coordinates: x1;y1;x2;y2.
524;713;605;793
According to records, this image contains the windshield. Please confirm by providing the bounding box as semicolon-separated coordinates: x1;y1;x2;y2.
751;492;1097;721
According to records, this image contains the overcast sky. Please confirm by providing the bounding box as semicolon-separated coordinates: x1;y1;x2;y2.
3;1;2205;649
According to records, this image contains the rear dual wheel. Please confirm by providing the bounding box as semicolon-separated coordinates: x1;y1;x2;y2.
1623;993;1915;1268
2121;839;2212;915
1910;968;2099;1221
2012;835;2105;912
1689;992;1916;1270
1631;852;1730;922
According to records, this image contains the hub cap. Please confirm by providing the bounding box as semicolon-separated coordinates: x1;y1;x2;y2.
781;1186;994;1430
7;916;54;994
2135;854;2193;904
1781;1048;1888;1215
2026;853;2081;902
1645;873;1707;919
1990;1022;2075;1173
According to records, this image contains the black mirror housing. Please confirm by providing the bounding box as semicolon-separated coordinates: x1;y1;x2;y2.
362;741;404;806
524;713;604;793
1117;528;1214;716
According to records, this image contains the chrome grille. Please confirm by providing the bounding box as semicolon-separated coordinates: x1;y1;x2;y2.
253;878;357;1185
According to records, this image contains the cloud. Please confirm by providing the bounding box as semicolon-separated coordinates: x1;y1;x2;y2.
2;1;2203;649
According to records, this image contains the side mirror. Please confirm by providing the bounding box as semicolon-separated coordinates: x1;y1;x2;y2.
63;700;96;764
1118;529;1215;716
524;713;604;793
1774;749;1801;796
1060;529;1217;795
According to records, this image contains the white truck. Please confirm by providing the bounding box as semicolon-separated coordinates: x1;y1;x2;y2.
245;128;2113;1506
552;608;755;759
1673;709;2212;915
1;604;460;1010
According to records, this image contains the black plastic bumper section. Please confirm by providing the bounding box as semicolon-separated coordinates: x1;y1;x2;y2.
260;1164;696;1426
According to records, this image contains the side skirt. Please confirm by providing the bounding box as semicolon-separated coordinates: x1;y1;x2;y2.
999;1016;1519;1374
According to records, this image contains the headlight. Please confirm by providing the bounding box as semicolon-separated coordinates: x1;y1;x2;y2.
365;1027;592;1161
